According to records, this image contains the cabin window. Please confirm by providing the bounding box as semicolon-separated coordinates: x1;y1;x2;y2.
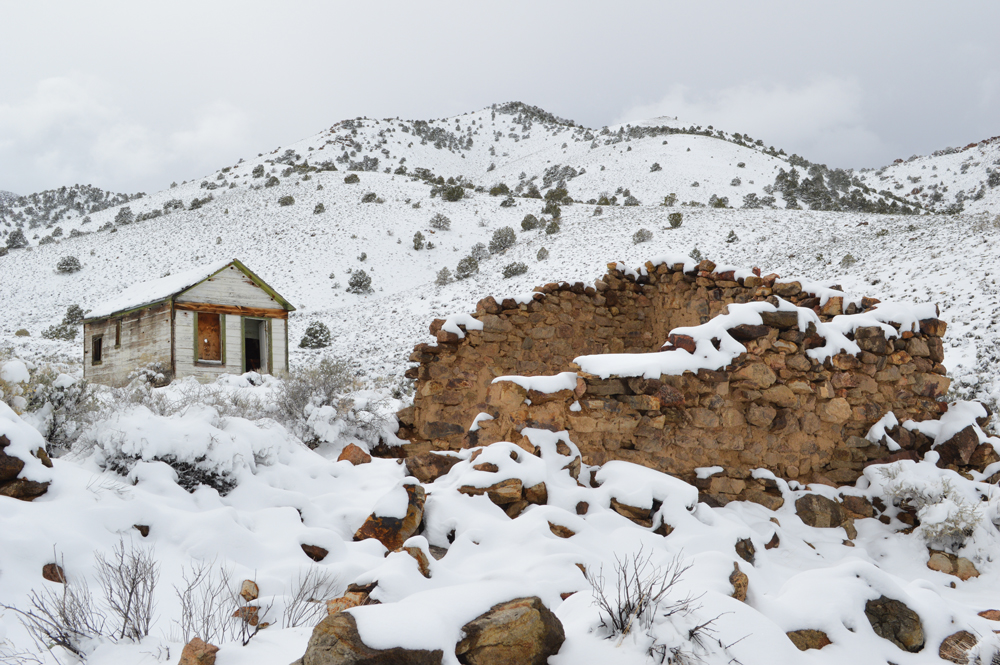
114;320;121;348
92;335;103;365
196;313;223;363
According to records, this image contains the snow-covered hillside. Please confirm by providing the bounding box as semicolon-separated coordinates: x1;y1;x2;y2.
859;136;1000;215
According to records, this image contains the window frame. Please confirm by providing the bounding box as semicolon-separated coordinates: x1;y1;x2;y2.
92;334;103;366
114;319;121;348
193;311;226;366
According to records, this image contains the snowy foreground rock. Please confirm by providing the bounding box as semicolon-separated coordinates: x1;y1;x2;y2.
2;375;1000;664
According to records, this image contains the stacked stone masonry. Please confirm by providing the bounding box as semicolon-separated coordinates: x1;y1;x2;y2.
397;259;976;503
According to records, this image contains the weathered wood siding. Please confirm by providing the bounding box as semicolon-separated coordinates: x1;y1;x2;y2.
83;303;172;386
174;310;245;382
177;264;284;310
271;317;288;376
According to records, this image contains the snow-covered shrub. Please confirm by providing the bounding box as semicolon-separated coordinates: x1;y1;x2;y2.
841;253;857;267
41;305;85;342
313;202;325;214
455;256;479;280
435;267;452;285
6;228;28;249
623;194;640;206
668;212;683;228
114;206;134;225
347;270;372;294
545;220;560;235
633;228;653;244
469;242;489;262
541;200;561;218
650;162;662;172
489;183;510;196
537;247;549;261
413;231;426;250
662;193;677;207
521;213;540;231
278;195;295;207
593;206;603;216
299;321;332;349
689;247;702;261
875;462;984;550
429;213;451;230
502;262;528;278
489;226;516;255
277;357;387;448
708;194;728;208
251;164;264;178
499;196;516;208
726;230;739;243
440;184;464;202
343;173;360;184
730;177;741;187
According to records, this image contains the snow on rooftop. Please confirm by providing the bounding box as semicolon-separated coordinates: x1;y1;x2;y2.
86;259;233;320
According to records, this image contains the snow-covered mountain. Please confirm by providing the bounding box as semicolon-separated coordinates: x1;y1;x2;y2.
858;135;1000;215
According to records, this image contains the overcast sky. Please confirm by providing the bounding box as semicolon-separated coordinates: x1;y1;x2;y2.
2;1;998;195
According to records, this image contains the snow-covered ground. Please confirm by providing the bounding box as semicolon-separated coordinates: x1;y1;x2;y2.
2;102;1000;664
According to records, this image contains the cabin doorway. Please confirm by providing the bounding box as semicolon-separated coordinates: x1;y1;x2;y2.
243;318;268;374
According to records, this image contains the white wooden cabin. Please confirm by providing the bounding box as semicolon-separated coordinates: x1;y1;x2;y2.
82;259;295;385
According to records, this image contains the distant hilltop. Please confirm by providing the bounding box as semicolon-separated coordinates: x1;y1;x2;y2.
0;190;17;204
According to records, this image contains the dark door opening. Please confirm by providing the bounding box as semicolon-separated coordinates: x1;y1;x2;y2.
244;319;264;373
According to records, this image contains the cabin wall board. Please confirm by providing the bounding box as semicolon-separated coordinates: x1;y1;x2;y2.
83;303;172;385
176;265;284;310
173;310;245;382
270;318;288;376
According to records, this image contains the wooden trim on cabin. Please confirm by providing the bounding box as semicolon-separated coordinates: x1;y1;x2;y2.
83;300;169;325
170;300;176;378
285;320;290;372
173;302;288;319
193;311;199;363
241;317;246;373
267;319;273;375
220;313;227;365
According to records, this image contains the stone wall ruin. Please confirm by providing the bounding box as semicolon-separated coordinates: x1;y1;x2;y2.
396;258;994;504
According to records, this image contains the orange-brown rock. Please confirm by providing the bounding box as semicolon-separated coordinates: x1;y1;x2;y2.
42;563;66;583
327;591;369;615
179;637;220;665
939;630;977;664
301;544;330;562
730;562;748;602
354;483;426;551
338;444;372;466
458;478;523;506
405;451;462;483
787;629;832;651
455;597;565;665
295;612;443;665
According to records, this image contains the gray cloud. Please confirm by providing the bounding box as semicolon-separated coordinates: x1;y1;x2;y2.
1;1;997;194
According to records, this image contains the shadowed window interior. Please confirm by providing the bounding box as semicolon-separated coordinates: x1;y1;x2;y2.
92;335;103;364
198;313;222;362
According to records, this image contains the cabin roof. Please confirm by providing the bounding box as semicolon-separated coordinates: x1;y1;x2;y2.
84;259;295;322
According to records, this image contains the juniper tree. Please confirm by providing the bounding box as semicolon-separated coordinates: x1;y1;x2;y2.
299;321;332;348
488;227;516;255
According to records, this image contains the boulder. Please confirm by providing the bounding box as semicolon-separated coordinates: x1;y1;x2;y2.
927;549;979;581
327;591;369;615
42;563;66;583
786;629;831;651
455;597;565;665
795;494;846;529
458;479;523;506
179;637;220;665
609;498;652;527
297;612;443;665
939;630;977;664
405;452;462;483
735;538;755;565
240;579;259;602
302;544;330;562
0;435;49;501
978;609;1000;621
729;562;748;602
937;426;979;466
354;483;426;551
338;444;372;466
547;522;575;539
864;595;924;652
